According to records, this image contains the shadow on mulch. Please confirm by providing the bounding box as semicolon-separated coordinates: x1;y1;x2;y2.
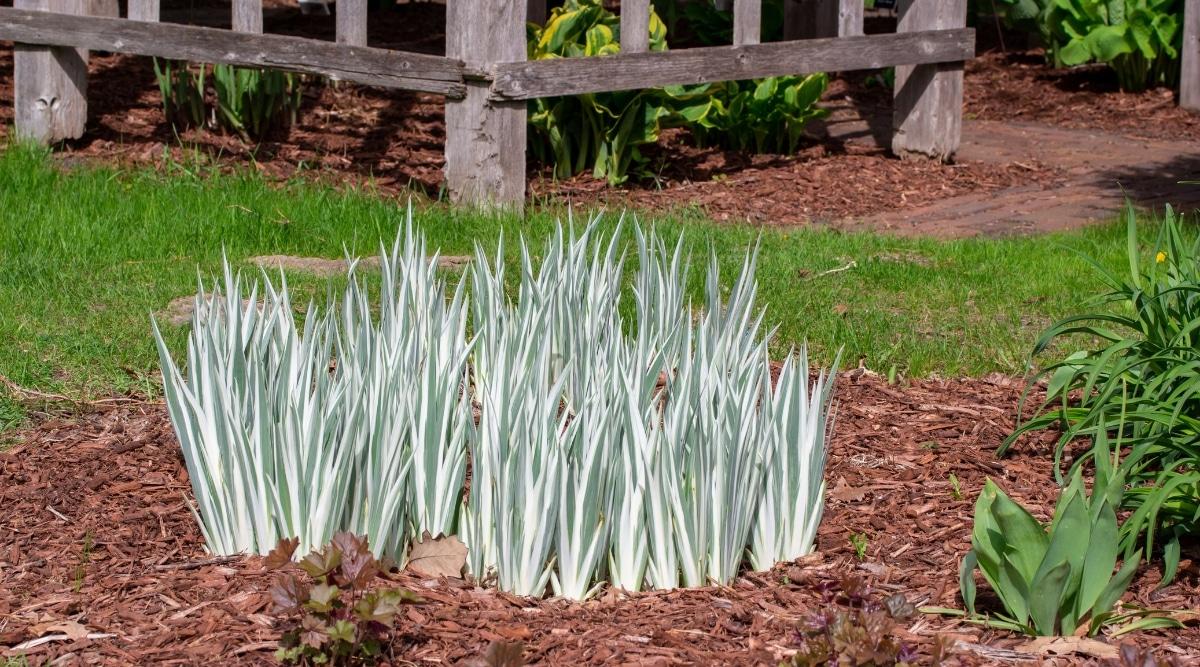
1;373;1197;665
1093;153;1200;209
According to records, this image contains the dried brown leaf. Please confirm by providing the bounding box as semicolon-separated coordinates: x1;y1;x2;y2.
406;532;467;578
264;537;300;570
1018;636;1119;659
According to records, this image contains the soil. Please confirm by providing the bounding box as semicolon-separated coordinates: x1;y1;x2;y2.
2;373;1198;665
4;3;1197;230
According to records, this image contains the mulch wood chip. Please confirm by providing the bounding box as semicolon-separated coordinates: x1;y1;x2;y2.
2;373;1197;665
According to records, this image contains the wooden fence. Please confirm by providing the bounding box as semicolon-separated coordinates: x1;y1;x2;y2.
1;0;984;208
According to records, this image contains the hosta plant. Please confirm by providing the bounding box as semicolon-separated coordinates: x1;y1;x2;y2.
527;0;828;184
527;0;673;184
954;468;1178;636
1001;204;1199;584
1046;0;1182;91
680;74;829;155
267;533;423;666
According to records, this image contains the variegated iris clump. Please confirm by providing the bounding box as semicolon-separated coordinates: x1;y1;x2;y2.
153;211;838;600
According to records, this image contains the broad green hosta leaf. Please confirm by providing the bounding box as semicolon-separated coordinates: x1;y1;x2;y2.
1044;0;1183;90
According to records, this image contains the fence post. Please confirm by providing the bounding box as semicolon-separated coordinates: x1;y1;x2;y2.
337;0;367;45
232;0;263;34
784;0;862;40
1183;0;1199;110
13;0;89;143
892;0;965;160
444;0;527;208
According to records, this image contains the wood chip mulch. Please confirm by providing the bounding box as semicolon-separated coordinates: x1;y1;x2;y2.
2;373;1197;665
964;50;1200;144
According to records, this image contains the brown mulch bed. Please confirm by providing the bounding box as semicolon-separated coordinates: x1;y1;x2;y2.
528;129;1056;225
2;373;1198;665
964;50;1200;144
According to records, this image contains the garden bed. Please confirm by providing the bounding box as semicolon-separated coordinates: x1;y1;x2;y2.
5;1;1196;228
2;372;1197;665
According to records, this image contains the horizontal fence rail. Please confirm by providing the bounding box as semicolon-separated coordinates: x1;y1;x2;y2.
489;28;975;100
0;7;467;96
0;0;1006;208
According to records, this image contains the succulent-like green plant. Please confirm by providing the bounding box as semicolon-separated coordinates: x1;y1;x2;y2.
955;469;1178;636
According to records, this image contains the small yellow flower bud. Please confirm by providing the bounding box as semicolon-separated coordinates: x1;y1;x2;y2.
1156;251;1167;264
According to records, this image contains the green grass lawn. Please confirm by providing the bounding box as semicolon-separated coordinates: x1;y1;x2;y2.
0;143;1149;431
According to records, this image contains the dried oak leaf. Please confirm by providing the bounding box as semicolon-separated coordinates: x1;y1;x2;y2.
406;532;467;578
1019;636;1118;660
30;619;91;640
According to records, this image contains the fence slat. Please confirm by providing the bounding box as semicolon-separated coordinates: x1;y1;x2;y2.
88;0;118;17
336;0;366;46
620;0;650;53
13;0;88;143
232;0;262;33
784;0;861;40
892;0;965;160
527;0;547;26
835;0;864;37
0;7;466;95
491;28;974;100
444;0;526;207
127;0;159;22
1183;0;1200;110
733;0;761;46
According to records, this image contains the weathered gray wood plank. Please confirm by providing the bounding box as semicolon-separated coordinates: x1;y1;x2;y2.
335;0;366;46
620;0;650;53
232;0;262;33
444;0;526;207
828;0;863;37
733;0;761;45
785;0;861;40
491;28;974;100
892;0;966;160
1183;0;1200;110
13;0;88;143
127;0;159;22
0;7;467;96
